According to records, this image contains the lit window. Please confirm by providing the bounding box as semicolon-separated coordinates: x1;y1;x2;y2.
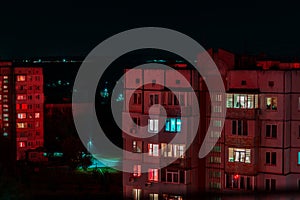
215;94;222;102
132;189;141;200
3;76;8;79
148;119;159;133
19;142;26;148
226;94;258;109
3;85;7;89
213;105;222;113
17;113;26;119
161;143;172;157
210;131;221;138
148;168;159;182
35;122;40;128
266;97;277;110
35;113;40;118
213;120;222;127
161;143;185;158
228;148;251;163
133;165;141;177
17;75;26;81
210;156;221;163
266;152;276;165
162;194;183;200
148;144;159;156
266;125;277;138
21;104;28;110
165;118;181;132
298;152;300;165
212;146;221;152
17;123;27;128
132;141;142;153
149;194;159;200
173;144;185;158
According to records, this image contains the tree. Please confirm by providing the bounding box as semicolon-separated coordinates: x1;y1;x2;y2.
61;136;92;170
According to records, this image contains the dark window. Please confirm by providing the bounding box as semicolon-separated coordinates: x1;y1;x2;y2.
266;152;276;165
266;152;270;164
265;179;270;191
268;81;274;87
176;80;180;84
232;120;247;136
135;78;140;84
232;121;236;135
133;93;141;104
271;152;277;165
266;125;277;138
241;80;247;85
266;179;276;191
149;94;159;105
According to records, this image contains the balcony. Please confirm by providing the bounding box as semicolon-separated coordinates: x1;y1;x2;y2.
162;105;193;117
225;136;259;147
160;157;192;169
225;162;257;175
226;108;260;119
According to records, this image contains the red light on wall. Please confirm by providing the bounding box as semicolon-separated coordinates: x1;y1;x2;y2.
234;174;239;180
174;63;187;68
293;63;300;69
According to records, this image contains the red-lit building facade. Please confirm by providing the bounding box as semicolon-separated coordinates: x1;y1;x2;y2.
122;65;205;199
0;62;44;162
122;49;300;199
205;49;300;193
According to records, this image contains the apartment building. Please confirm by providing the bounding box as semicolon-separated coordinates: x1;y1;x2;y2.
0;61;44;163
122;63;206;199
122;49;300;199
205;49;300;193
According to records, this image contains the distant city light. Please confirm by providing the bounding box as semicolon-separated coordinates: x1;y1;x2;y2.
100;88;109;98
116;93;124;102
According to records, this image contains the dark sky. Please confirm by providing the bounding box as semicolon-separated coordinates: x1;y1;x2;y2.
1;1;300;59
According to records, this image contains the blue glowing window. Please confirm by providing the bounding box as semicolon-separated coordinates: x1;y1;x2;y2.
298;152;300;165
165;118;181;133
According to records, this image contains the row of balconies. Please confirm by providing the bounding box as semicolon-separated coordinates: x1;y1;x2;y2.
124;155;192;169
129;104;195;116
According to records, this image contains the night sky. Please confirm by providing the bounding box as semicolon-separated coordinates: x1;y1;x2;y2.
1;1;300;59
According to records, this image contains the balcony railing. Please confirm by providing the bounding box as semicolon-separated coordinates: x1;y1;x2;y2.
226;108;260;119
